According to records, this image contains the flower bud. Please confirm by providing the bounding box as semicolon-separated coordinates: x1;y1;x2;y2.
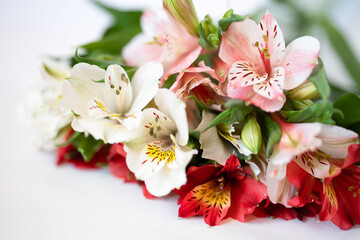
163;0;199;37
292;100;313;110
241;115;262;154
198;15;220;50
286;81;320;100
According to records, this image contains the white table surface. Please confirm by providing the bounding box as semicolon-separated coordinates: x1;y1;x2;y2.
1;0;359;239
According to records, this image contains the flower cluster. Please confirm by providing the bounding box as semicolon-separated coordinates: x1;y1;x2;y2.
32;0;360;230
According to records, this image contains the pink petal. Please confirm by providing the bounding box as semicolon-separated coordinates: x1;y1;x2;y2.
219;19;265;74
282;36;320;90
259;11;286;69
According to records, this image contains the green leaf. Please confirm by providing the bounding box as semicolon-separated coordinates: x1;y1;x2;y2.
58;132;105;162
333;93;360;126
81;25;141;54
80;2;142;54
162;74;178;89
257;113;282;158
281;100;335;124
218;9;245;32
56;131;81;147
204;100;251;130
204;108;232;131
320;16;360;90
74;49;124;69
187;95;210;112
308;58;331;99
93;1;142;28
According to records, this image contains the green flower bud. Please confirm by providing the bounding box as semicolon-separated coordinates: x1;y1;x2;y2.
292;99;314;110
241;115;262;154
198;15;220;50
286;81;320;100
163;0;199;37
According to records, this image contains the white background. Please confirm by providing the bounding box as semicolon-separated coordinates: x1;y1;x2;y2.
0;0;359;239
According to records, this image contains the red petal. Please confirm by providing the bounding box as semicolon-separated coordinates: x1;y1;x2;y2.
227;166;267;222
175;164;221;204
331;165;360;230
178;179;231;226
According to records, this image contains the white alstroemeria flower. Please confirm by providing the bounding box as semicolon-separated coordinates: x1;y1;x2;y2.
29;58;73;150
61;62;163;143
196;111;252;165
125;89;197;197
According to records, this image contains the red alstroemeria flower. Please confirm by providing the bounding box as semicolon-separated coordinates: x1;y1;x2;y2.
108;143;156;199
319;144;360;230
176;154;267;226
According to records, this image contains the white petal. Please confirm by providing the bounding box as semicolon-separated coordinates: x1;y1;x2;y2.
155;89;189;146
266;162;295;206
62;63;105;117
127;62;163;114
167;135;197;169
104;64;133;114
318;124;358;158
144;164;187;197
196;111;234;165
124;140;167;181
73;118;138;144
293;152;330;178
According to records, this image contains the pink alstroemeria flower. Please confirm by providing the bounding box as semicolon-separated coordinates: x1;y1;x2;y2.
123;8;202;80
170;62;227;128
219;12;320;112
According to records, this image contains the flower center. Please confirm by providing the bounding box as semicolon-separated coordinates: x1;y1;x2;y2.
146;141;176;164
255;35;272;74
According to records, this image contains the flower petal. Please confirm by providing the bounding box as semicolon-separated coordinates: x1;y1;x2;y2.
227;166;268;222
219;18;265;71
196;111;234;165
155;89;189;146
253;67;285;100
104;64;133;114
62;63;105;117
228;61;268;87
293;152;330;179
317;124;358;159
178;179;231;226
259;11;286;69
72;118;138;144
127;61;163;114
282;36;320;90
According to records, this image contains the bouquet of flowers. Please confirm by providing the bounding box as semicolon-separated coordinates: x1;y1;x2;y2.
32;0;360;230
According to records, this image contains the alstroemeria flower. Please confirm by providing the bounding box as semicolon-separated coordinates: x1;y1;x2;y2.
62;62;163;143
196;111;252;165
219;11;320;112
30;58;73;150
124;89;197;197
319;144;360;230
123;8;202;80
286;144;360;230
266;115;358;204
170;63;227;129
176;154;267;226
